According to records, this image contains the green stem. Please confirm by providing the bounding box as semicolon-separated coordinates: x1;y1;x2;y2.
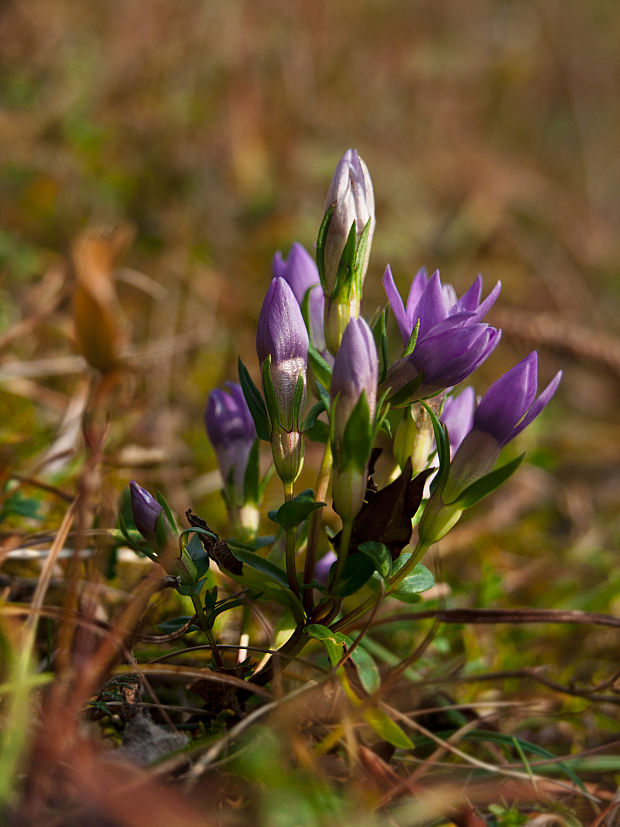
303;441;333;614
191;595;224;669
284;482;300;598
329;516;353;597
332;539;430;633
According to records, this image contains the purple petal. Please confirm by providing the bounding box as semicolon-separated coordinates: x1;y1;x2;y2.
405;268;429;326
414;271;452;339
453;275;482;313
441;386;476;454
383;265;411;343
474;352;538;442
507;369;562;444
256;277;309;367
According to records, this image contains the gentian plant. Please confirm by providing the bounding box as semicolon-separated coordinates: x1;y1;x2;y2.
123;148;561;723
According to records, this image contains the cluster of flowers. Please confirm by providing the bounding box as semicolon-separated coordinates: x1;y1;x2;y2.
131;149;561;597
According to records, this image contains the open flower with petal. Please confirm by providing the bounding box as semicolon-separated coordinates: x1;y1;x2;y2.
441;386;476;456
383;268;501;403
418;352;562;545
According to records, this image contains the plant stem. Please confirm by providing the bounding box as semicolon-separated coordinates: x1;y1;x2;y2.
332;539;430;633
284;481;300;597
191;595;224;669
303;441;333;614
329;516;353;597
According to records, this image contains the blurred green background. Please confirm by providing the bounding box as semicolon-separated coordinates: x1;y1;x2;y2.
1;0;619;691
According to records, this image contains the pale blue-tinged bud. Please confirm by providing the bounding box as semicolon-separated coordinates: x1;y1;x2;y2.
323;149;375;296
129;481;163;546
273;243;326;353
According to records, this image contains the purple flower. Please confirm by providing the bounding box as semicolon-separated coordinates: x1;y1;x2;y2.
314;550;337;586
385;318;501;401
441;386;476;456
383;267;501;345
382;267;501;401
205;382;256;503
257;277;309;431
323;148;375;293
272;243;325;352
129;480;163;545
443;352;562;502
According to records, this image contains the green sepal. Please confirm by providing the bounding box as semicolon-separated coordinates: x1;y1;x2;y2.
268;490;325;531
154;509;169;549
423;402;450;496
340;391;372;471
451;454;525;508
352;217;372;295
243;438;260;504
305;419;329;444
261;355;282;430
302;401;325;433
308;342;332;388
117;498;154;556
316;203;334;291
314;379;331;413
155;490;177;533
305;624;380;695
291;371;305;429
238;357;271;442
332;220;357;301
402;318;420;359
333;552;375;596
387;374;423;408
184;532;210;579
358;541;392;581
373;308;389;385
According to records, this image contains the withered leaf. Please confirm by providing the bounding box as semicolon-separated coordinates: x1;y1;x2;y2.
185;509;243;575
332;458;434;560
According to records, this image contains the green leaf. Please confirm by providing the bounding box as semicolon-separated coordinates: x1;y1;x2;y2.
314;379;331;413
156;616;196;634
268;490;325;530
238;357;270;441
316;204;334;291
358;541;392;580
363;707;414;750
347;644;381;695
390;554;435;602
335;552;375;596
228;544;290;588
177;578;207;597
340;391;372;471
185;533;210;579
305;419;329;444
453;454;525;508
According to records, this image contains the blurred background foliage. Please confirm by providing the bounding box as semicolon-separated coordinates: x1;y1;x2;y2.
1;0;620;817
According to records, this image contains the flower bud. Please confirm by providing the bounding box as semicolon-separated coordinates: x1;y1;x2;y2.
393;404;434;473
330;318;378;520
129;480;163;546
205;382;256;507
257;277;309;485
323;149;375;295
273;243;326;353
